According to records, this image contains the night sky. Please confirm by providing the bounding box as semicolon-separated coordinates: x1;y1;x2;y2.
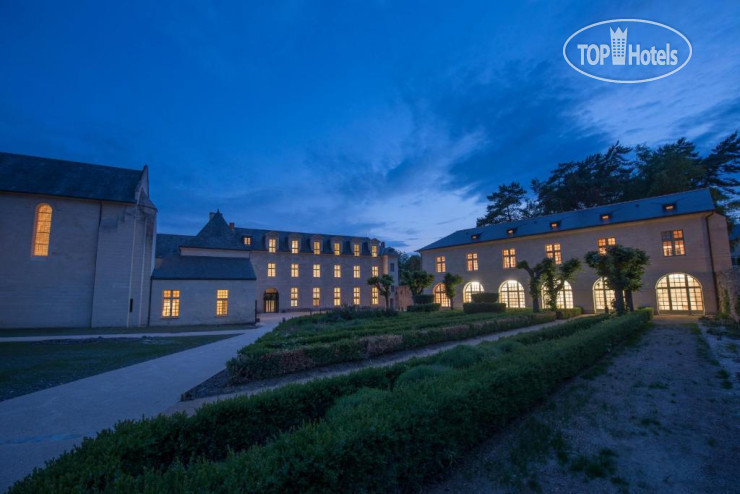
1;1;738;251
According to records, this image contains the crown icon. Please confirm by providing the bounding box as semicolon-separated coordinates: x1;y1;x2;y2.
610;27;627;65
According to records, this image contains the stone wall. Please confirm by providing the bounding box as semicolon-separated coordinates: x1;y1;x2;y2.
716;267;740;321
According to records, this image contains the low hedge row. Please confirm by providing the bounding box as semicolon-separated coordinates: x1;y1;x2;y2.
462;302;506;314
556;307;583;319
11;313;615;493
471;292;499;303
56;311;650;493
412;294;435;304
407;303;441;312
227;312;556;382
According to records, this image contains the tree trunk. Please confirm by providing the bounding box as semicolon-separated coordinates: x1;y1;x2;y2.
614;289;626;315
625;290;634;312
532;297;540;312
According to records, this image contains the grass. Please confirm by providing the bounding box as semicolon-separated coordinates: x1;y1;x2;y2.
0;334;234;401
0;324;255;338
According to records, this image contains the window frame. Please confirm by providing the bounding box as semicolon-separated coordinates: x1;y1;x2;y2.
161;289;180;318
32;203;53;257
502;248;516;269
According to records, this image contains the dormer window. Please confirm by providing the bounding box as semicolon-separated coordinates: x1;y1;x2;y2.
550;221;561;230
471;233;481;240
333;242;341;256
242;236;252;246
291;239;299;254
600;213;611;222
371;244;378;257
353;243;360;257
507;228;516;237
663;203;676;212
267;237;277;253
313;239;322;255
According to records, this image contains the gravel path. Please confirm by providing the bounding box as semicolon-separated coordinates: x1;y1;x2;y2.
425;319;740;493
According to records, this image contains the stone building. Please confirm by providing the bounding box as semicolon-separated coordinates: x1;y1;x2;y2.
419;189;731;315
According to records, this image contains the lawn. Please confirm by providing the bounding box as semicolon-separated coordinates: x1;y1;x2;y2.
0;323;254;338
0;334;234;401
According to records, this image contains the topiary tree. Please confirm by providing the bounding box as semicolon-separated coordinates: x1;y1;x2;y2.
540;257;582;311
585;245;650;315
367;274;394;308
516;259;547;312
400;270;435;296
442;273;463;309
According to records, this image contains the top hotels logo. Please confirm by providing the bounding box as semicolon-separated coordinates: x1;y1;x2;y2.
563;19;692;83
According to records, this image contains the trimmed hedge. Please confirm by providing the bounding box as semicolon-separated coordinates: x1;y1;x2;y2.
227;312;556;382
471;292;499;303
11;313;619;493
555;307;583;319
463;302;506;314
407;303;441;312
412;294;435;304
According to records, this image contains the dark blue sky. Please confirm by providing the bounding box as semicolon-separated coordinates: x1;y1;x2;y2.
1;1;738;251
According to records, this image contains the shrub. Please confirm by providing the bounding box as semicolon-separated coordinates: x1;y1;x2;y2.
463;302;507;314
395;364;455;388
555;307;583;319
471;292;499;303
407;303;440;312
412;294;435;304
434;345;486;369
326;388;391;420
637;306;654;319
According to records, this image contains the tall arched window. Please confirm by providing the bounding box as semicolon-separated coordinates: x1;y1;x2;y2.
656;273;704;314
593;277;616;312
463;281;484;303
33;203;52;256
541;280;574;309
433;283;451;308
499;280;526;308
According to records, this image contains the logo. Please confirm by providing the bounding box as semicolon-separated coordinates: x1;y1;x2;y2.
563;19;692;83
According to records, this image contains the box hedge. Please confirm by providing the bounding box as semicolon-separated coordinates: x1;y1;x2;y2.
406;302;440;312
412;294;435;304
555;307;583;319
462;302;507;314
471;292;499;303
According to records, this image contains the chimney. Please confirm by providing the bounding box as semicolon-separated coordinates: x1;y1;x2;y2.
229;222;235;230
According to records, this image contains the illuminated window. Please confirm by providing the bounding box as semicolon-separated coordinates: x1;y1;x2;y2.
313;264;321;278
499;280;525;308
541;281;573;309
371;286;379;305
313;241;322;255
266;263;276;277
290;287;298;307
371;245;378;257
161;289;180;318
597;237;616;255
545;243;562;264
353;265;360;278
593;277;616;312
463;282;484;303
550;221;560;230
600;213;611;222
507;228;516;237
290;263;299;277
466;253;478;271
372;266;379;277
268;238;277;253
333;242;341;255
436;256;446;273
334;264;341;278
291;239;299;254
334;287;341;306
503;248;516;269
663;203;676;212
353;243;360;257
243;236;252;246
353;287;361;305
312;287;321;307
433;283;450;308
656;273;704;313
32;203;52;256
662;230;685;257
216;289;229;316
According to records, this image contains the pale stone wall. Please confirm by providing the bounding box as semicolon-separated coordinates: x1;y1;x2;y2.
149;279;256;326
421;213;731;314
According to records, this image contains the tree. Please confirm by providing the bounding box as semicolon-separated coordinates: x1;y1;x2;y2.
367;275;394;308
540;258;582;311
476;182;528;227
400;270;435;296
516;259;547;312
585;245;650;315
398;252;422;274
442;273;463;309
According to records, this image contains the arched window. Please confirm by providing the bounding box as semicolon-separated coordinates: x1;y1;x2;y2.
541;281;574;309
593;277;616;312
463;281;484;303
499;280;526;308
656;273;704;314
433;283;450;308
33;203;53;256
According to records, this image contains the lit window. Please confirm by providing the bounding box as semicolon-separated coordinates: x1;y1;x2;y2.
507;228;516;237
466;253;478;271
598;237;616;255
313;264;321;278
471;233;480;240
662;230;685;257
541;281;574;309
463;282;484;303
333;242;341;255
267;262;276;277
436;256;446;273
291;239;299;254
162;289;180;317
313;287;321;307
545;243;562;264
334;287;341;306
268;238;277;253
433;283;450;308
216;289;229;316
499;280;525;308
353;287;361;305
353;265;360;278
372;266;379;277
503;248;516;269
290;287;298;307
334;264;341;278
32;203;52;256
656;273;703;313
550;221;560;230
291;263;299;278
313;241;321;255
371;245;378;257
243;236;252;246
353;243;360;257
663;203;676;212
371;286;379;305
600;213;611;222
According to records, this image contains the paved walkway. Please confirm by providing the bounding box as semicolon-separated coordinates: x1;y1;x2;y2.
0;313;293;492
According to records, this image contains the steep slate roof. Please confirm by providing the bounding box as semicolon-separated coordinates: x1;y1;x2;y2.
152;256;256;280
233;227;391;255
420;188;717;251
182;211;247;251
155;234;192;258
0;151;145;203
